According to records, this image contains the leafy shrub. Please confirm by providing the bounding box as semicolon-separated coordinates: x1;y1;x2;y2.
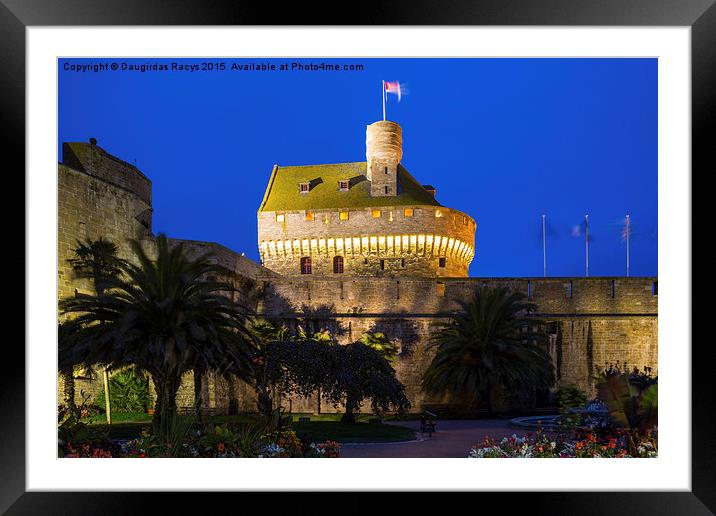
555;385;588;411
112;423;341;458
555;384;588;429
94;370;151;413
58;390;97;456
595;363;657;456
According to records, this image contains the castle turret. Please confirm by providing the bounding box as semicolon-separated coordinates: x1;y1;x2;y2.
366;120;402;197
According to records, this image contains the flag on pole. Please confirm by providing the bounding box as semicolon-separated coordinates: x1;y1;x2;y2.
623;214;631;277
621;215;632;242
385;81;403;102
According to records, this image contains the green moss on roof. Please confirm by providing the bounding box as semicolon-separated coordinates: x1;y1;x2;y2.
259;162;441;212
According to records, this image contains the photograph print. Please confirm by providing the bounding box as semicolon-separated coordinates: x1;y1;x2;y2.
57;57;658;460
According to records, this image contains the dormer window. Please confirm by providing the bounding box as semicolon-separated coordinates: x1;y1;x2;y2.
338;180;350;191
299;182;310;193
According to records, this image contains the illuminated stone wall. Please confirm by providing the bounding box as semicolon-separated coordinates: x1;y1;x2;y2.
257;276;658;411
57;141;658;415
258;205;476;278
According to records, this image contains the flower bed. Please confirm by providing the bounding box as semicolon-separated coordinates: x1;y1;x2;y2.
63;426;341;458
468;429;657;458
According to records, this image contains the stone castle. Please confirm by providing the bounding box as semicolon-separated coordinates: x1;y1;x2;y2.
58;120;658;414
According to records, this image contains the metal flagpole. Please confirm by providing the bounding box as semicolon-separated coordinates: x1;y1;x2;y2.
542;213;547;277
585;213;589;277
382;80;386;121
626;213;630;277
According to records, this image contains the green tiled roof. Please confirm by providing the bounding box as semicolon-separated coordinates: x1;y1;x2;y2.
258;162;441;212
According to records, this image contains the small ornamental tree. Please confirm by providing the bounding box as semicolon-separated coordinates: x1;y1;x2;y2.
260;338;409;424
325;342;410;424
262;337;340;408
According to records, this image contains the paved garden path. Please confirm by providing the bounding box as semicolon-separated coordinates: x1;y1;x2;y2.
340;419;524;458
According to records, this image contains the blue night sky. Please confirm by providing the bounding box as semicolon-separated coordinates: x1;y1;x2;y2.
58;58;657;277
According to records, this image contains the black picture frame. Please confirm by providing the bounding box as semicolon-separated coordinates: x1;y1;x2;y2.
3;0;710;513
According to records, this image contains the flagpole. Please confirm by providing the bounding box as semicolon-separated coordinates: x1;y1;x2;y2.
382;80;386;121
585;213;589;277
542;213;547;277
626;213;630;277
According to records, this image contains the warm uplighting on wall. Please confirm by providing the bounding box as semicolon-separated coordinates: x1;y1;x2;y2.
259;233;475;267
435;210;442;218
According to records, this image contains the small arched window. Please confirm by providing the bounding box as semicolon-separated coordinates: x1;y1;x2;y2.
333;256;344;274
300;257;312;275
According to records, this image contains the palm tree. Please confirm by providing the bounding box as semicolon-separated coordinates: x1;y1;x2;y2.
60;237;124;410
421;286;554;415
59;235;257;441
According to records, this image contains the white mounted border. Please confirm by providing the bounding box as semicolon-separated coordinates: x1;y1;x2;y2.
26;26;690;491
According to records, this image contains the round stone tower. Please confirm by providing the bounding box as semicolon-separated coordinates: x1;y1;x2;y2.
257;120;476;278
366;121;402;197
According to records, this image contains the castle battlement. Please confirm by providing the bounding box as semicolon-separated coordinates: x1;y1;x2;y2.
260;276;658;318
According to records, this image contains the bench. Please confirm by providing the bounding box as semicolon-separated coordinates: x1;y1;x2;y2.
420;410;437;438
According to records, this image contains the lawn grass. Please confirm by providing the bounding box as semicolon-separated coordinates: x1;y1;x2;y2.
80;412;417;443
83;412;152;424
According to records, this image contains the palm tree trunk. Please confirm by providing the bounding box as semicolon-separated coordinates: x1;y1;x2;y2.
151;372;181;443
485;383;494;416
61;370;76;410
